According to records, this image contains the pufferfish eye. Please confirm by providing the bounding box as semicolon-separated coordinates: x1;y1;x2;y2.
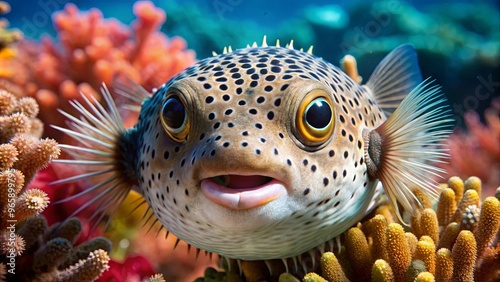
295;89;334;146
160;94;189;143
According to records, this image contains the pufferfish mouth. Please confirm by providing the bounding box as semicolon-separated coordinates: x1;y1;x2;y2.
200;174;287;210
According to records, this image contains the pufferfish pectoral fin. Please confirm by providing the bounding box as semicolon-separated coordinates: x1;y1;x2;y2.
362;79;453;224
364;44;423;115
51;84;141;229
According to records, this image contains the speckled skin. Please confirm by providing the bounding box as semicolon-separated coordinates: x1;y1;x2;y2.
130;46;387;260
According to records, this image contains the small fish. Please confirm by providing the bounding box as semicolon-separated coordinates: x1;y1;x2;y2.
53;39;452;262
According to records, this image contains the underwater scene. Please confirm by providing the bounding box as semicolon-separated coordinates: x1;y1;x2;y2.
0;0;499;281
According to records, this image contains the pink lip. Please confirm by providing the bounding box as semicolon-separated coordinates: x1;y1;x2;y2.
200;175;287;210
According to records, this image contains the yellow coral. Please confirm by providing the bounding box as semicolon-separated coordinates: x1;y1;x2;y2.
371;259;394;282
366;214;388;261
414;272;435;282
320;252;349;282
414;236;435;274
419;209;439;243
474;196;500;258
436;188;456;228
452;230;476;282
386;223;411;282
464;176;482;196
345;227;372;280
200;178;496;282
447;176;464;206
435;248;453;282
405;232;418;258
303;272;328;282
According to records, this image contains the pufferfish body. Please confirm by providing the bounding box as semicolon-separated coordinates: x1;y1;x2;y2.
54;42;451;261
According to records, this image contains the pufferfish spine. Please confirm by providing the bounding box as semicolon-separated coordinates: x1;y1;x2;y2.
52;42;453;261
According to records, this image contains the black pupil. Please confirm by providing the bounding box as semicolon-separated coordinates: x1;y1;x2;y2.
162;96;185;129
305;98;331;129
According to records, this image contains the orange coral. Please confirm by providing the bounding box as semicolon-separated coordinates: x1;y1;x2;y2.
386;223;412;282
452;230;477;281
321;252;349;282
371;259;394;282
345;227;372;281
435;248;453;282
1;1;195;136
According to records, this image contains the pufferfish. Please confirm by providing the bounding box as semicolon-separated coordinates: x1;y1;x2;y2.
53;39;452;262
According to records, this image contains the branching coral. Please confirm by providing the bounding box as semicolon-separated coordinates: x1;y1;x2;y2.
0;89;111;281
3;216;112;281
0;1;195;136
197;176;500;282
0;90;58;228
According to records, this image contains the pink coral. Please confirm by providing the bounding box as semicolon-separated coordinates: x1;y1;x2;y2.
1;1;195;136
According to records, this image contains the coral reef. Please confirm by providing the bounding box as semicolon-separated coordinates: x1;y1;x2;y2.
196;176;500;281
0;89;110;281
0;1;195;136
2;2;497;281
